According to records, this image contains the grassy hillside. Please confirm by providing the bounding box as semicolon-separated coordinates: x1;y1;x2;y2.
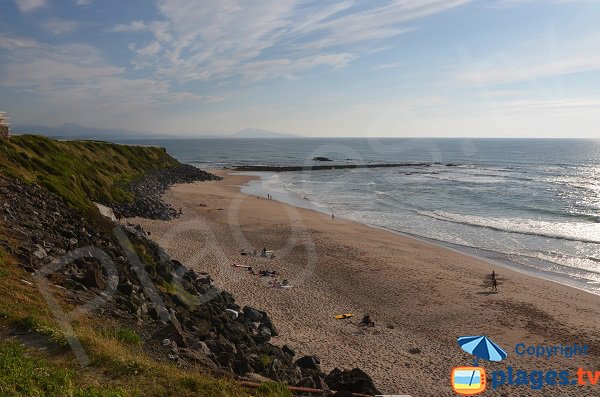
0;136;293;396
0;135;180;217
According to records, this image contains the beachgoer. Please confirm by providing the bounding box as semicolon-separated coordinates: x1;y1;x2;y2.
332;213;335;220
282;279;289;286
492;276;498;291
361;315;375;327
261;247;267;257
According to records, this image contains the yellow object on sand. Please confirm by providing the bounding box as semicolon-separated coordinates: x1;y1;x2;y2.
334;314;353;319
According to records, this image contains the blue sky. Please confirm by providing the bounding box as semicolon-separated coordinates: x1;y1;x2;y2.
1;0;599;137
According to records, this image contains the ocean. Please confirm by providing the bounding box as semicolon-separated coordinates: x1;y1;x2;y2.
121;138;600;294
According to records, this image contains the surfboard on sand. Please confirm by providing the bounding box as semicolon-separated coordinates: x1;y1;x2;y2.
232;264;252;268
334;314;353;319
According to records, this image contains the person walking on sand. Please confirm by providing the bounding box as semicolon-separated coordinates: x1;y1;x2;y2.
331;213;335;221
491;271;498;291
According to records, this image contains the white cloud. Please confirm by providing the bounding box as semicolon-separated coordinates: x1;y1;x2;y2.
0;33;40;49
371;61;404;71
112;21;148;33
43;19;81;35
111;0;470;83
493;98;600;112
488;0;586;8
14;0;46;13
0;41;221;124
459;55;600;85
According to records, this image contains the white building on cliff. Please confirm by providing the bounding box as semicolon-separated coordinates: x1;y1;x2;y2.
0;112;10;139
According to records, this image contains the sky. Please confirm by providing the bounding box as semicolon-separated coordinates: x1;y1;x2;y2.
1;0;599;138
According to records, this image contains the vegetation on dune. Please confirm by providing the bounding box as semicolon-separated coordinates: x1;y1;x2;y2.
0;136;294;396
0;135;180;217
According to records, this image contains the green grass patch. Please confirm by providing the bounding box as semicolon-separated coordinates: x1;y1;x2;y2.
0;135;180;218
14;316;68;347
101;327;142;346
254;382;293;397
258;354;272;368
0;339;130;397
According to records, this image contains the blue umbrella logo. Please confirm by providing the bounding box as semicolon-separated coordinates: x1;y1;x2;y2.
458;335;507;366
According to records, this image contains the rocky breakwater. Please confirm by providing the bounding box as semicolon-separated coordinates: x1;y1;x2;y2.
0;176;381;396
113;164;221;220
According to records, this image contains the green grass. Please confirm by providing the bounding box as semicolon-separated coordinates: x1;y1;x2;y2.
254;383;294;397
0;135;180;218
101;327;142;346
14;316;67;347
0;339;130;397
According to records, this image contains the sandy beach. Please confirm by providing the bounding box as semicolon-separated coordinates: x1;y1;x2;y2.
129;171;600;396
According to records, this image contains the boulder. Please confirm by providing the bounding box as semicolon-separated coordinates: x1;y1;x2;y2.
243;306;263;322
153;321;187;347
325;368;381;396
296;355;321;371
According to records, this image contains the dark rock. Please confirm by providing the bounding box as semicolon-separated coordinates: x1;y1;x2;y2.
296;355;321;371
117;282;135;296
243;306;263;322
282;345;295;357
153;322;187;347
325;368;381;396
253;326;272;343
179;348;218;371
232;359;252;376
82;268;107;290
313;157;333;161
408;347;422;354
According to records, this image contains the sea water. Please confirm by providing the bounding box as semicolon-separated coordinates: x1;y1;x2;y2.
121;138;600;294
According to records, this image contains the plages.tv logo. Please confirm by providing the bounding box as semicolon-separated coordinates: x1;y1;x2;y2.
451;335;508;395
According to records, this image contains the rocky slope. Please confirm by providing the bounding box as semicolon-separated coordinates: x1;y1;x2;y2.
112;164;221;220
0;137;381;396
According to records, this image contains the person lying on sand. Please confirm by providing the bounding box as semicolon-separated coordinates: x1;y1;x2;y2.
268;279;282;288
259;269;278;277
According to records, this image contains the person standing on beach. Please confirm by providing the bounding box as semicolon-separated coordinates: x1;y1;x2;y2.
492;271;498;291
332;213;335;221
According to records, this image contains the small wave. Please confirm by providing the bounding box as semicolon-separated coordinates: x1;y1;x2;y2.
417;210;600;244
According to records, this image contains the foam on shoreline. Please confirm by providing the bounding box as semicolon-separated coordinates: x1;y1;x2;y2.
236;170;600;296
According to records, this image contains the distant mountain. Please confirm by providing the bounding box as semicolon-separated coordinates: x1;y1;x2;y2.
12;123;302;140
231;128;300;139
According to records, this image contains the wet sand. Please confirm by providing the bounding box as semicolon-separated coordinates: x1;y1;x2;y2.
129;171;600;396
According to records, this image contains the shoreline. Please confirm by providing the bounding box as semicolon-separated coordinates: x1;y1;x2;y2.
130;170;600;395
236;170;600;297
